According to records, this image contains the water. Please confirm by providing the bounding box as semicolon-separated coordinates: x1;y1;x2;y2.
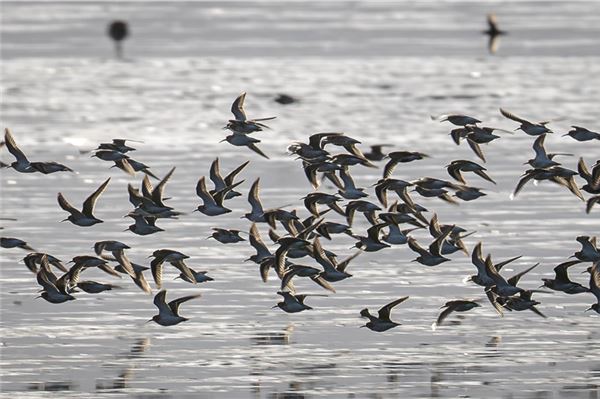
1;2;600;398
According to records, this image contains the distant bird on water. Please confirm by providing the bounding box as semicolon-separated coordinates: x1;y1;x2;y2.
107;20;129;58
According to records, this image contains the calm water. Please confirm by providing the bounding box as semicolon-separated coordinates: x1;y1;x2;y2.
1;2;600;398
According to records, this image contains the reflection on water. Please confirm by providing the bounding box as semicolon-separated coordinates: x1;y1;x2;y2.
251;325;294;346
27;381;77;391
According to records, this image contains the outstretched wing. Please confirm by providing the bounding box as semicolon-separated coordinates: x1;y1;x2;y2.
231;92;247;121
82;178;111;217
378;296;409;321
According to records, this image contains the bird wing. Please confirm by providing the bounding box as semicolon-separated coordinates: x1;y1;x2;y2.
131;269;152;294
435;304;456;327
383;159;398;179
224;160;249;186
247;143;269;159
532;134;547;160
554;260;582;283
249;223;271;259
195;177;217;207
507;262;539;287
587;196;600;214
247;178;264;215
589;263;600;301
378;296;409;321
82;177;111;217
171;259;197;284
57;192;82;217
213;179;244;206
446;163;466;184
312;237;336;273
471;242;486;274
494;255;522;272
500;108;529;124
150;257;164;289
335;250;362;273
407;237;429;257
141;174;154;199
169;294;202;316
151;167;175;207
310;275;336;293
209;158;224;191
153;290;173;315
487;14;498;31
466;138;486;163
4;128;29;164
231;92;247;121
512;170;537;198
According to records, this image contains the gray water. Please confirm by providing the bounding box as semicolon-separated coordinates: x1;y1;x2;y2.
1;2;600;398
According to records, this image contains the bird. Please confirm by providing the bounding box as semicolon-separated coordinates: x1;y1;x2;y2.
483;14;506;54
195;177;244;216
77;281;121;294
500;108;553;136
107;20;129;58
432;300;481;330
1;237;35;251
572;236;600;262
225;92;276;134
360;297;409;332
526;134;567;169
585;263;600;313
207;228;246;244
587;196;600;213
221;132;269;159
148;290;201;326
126;213;164;235
446;160;495;185
541;260;589;294
383;151;429;178
208;158;248;199
4;128;73;173
273;291;316;313
563;126;600;141
363;144;392;161
407;228;453;266
93;240;135;277
149;249;196;289
23;252;67;274
57;178;111;226
433;114;482;126
174;268;214;284
577;158;600;195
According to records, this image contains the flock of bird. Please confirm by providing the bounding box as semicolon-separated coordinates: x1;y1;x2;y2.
1;91;599;331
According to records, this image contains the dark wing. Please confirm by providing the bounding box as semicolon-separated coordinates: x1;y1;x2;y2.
435;304;456;327
195;177;217;207
335;250;362;273
231;92;247;121
247;143;269;159
383;159;398;179
151;167;176;207
587;196;600;214
82;178;111;217
378;296;409;321
224;160;250;186
248;178;264;215
499;108;529;124
466;138;486;163
507;263;540;287
153;290;172;315
4;128;29;163
57;192;81;217
589;263;600;301
169;293;201;316
554;260;582;282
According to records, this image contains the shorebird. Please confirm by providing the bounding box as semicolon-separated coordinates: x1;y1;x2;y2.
446;160;495;185
96;138;140;153
483;14;506;54
195;177;244;216
360;297;409;332
512;167;583;201
208;228;245;243
526;134;572;169
113;158;158;179
4;128;73;173
274;291;318;313
496;290;546;318
57;178;111;226
588;196;600;213
316;221;353;240
572;236;600;262
585;263;600;313
126;213;164;235
209;158;248;199
337;167;368;199
1;237;35;251
433;114;481;126
225;92;276;134
312;237;357;282
485;258;540;297
363;144;391;161
577;158;600;195
174;267;214;283
500;108;553;136
35;255;84;303
374;178;414;208
322;134;367;159
541;260;589;294
148;289;201;326
23;252;67;274
432;300;480;330
407;230;452;266
563;126;600;141
108;20;129;58
93;240;135;277
222;132;269;159
353;224;390;252
149;249;196;289
454;186;487;201
345;200;381;226
246;223;272;264
77;281;121;293
383;151;429;178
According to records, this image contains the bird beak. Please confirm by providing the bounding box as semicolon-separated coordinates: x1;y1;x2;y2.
585;307;593;312
561;133;569;137
60;218;68;222
514;127;520;131
271;305;278;309
145;319;154;324
219;138;227;142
